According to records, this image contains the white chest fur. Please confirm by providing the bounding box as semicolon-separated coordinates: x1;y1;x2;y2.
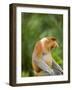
42;52;53;67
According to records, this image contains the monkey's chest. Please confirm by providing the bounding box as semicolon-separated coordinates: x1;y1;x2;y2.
42;53;52;67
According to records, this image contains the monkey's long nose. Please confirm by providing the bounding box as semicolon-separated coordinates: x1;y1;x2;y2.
55;42;59;47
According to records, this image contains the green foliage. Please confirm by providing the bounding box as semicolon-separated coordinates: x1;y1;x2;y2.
52;48;63;68
21;13;63;77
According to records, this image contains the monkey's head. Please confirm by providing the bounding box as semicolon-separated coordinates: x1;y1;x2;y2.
41;37;59;51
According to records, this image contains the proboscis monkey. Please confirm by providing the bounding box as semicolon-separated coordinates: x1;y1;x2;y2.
32;37;63;76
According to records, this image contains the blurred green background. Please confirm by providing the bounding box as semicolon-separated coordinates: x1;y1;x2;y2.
21;13;63;77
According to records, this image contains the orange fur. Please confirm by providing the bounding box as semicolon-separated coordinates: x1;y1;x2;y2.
34;41;43;59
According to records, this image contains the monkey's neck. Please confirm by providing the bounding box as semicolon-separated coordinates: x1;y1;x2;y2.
42;48;51;55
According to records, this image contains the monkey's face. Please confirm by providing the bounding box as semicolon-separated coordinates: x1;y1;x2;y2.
44;37;59;51
50;40;59;49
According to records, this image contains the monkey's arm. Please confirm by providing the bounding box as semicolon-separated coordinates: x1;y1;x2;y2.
52;59;63;75
34;59;55;75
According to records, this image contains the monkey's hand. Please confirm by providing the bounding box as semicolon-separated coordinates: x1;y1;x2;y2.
52;59;63;75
